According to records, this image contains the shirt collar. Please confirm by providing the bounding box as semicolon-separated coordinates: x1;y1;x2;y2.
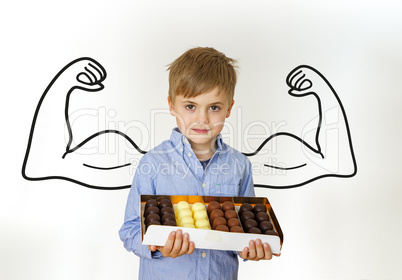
170;127;224;152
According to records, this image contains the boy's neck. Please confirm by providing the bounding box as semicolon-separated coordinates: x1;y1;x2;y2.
189;139;217;161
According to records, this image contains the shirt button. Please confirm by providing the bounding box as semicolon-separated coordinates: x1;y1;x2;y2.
202;252;206;258
202;183;206;188
179;148;183;152
183;139;187;143
187;152;192;157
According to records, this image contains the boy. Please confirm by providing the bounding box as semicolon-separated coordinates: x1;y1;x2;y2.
119;47;276;279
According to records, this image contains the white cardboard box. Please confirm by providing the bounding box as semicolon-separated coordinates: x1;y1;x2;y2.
141;195;283;255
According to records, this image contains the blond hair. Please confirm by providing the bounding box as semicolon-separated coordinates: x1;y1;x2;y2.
167;47;237;104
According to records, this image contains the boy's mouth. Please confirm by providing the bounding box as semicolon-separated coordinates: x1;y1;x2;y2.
192;128;210;134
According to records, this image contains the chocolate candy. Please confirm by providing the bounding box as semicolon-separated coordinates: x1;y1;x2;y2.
163;220;177;226
259;221;273;232
248;227;262;234
207;201;221;214
145;213;160;225
243;219;258;231
210;209;224;222
264;230;277;236
222;201;235;212
224;209;237;220
161;213;176;223
255;212;269;223
212;216;227;229
230;225;244;233
159;198;173;209
145;199;158;210
253;203;267;215
238;203;253;215
215;224;229;232
227;218;241;228
195;219;209;228
160;207;174;216
144;206;160;217
240;211;255;223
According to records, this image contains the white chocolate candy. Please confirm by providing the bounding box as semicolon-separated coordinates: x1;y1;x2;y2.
176;201;190;212
198;226;210;230
193;210;208;221
177;209;192;221
195;218;210;229
179;216;194;226
191;202;205;213
182;223;195;228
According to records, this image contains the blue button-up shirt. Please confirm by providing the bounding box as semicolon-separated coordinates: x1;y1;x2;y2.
119;128;255;280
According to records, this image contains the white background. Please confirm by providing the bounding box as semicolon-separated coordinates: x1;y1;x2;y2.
1;0;402;279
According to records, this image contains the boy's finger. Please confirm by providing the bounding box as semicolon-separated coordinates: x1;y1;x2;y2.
247;240;256;260
240;247;248;259
255;239;265;260
171;229;183;255
263;243;273;260
187;241;195;254
163;231;176;253
148;245;158;252
179;233;190;255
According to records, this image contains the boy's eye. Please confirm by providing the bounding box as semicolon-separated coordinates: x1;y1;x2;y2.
210;106;220;111
186;105;195;110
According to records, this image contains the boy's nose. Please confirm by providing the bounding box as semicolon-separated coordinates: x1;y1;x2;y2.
195;110;208;123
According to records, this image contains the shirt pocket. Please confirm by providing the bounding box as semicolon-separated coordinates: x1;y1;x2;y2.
213;183;239;196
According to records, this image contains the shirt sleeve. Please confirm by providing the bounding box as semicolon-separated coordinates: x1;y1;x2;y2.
119;156;157;259
239;158;255;197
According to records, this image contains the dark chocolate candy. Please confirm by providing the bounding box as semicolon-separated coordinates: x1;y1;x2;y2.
253;203;267;215
159;198;173;209
238;203;253;215
243;219;258;231
160;207;174;216
161;213;176;223
145;213;160;225
247;227;262;234
264;230;277;236
240;211;255;223
255;212;269;223
259;221;273;232
144;206;160;217
145;199;158;210
163;220;177;226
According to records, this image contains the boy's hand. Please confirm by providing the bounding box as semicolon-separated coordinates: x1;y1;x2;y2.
238;239;280;261
148;229;195;258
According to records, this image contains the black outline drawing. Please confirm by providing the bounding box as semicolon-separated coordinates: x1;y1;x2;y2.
246;65;357;189
22;58;357;190
22;57;145;190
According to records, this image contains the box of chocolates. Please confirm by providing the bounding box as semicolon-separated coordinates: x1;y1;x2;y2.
140;195;283;254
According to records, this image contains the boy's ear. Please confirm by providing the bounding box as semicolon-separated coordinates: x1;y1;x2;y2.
167;96;176;116
226;100;235;118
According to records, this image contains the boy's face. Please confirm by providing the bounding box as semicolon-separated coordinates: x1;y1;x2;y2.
168;87;234;153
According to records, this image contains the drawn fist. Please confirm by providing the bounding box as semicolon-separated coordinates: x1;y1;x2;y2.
57;57;107;92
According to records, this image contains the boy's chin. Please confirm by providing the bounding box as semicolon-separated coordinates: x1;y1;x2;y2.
187;136;216;149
